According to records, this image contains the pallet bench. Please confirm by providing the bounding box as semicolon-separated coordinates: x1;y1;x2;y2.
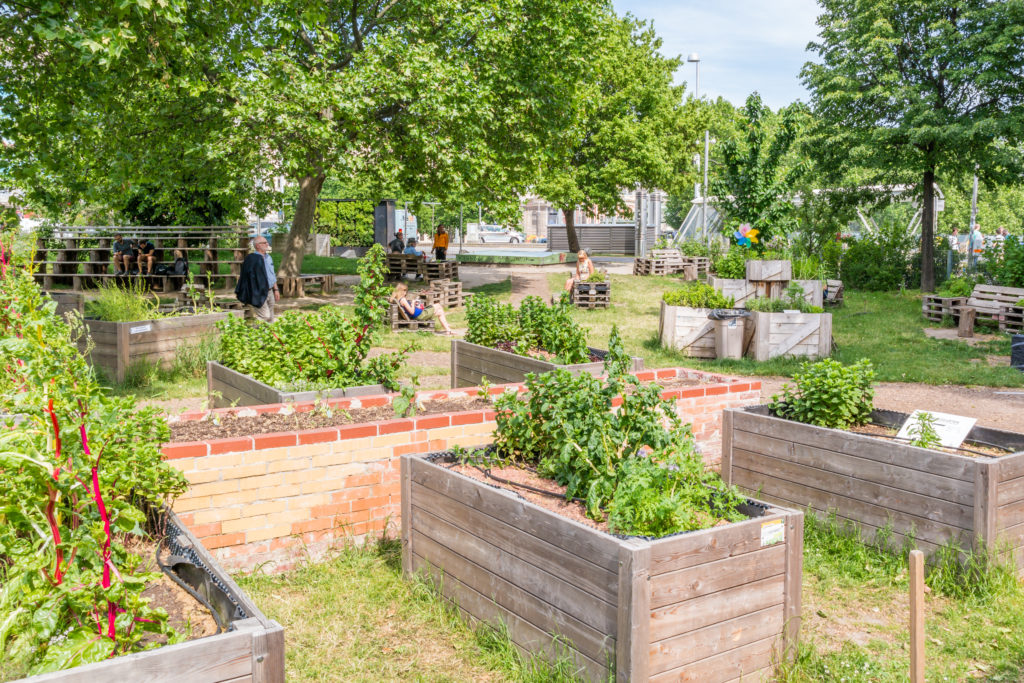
633;249;689;276
386;254;423;280
1002;305;1024;334
923;285;1024;328
570;280;610;309
297;274;337;294
824;279;844;307
388;301;436;332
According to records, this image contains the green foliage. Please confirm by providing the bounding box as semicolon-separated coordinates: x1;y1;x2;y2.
601;325;632;379
936;276;981;298
584;270;607;283
675;240;713;257
792;255;827;280
391;383;418;419
907;411;941;450
712;247;748;279
85;280;165;323
840;216;926;291
465;295;590;365
0;253;188;675
771;358;875;429
987;236;1024;288
662;282;734;309
218;246;402;390
491;369;746;536
745;282;824;313
315;201;375;247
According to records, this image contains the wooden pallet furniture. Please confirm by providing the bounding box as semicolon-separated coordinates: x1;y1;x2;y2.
386;253;424;280
419;260;459;282
955;285;1024;328
425;279;471;308
749;311;832;362
1001;305;1024;333
388;301;436;332
570;280;610;308
681;255;711;278
297;274;337;294
32;227;248;292
922;295;966;323
824;279;845;307
633;249;687;276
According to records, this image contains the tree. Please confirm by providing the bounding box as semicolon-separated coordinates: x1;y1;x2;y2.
802;0;1024;291
534;14;697;254
710;94;805;250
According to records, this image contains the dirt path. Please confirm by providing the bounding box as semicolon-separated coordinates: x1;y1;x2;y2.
759;377;1024;432
509;272;552;305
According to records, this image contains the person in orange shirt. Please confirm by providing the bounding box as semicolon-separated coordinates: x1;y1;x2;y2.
432;225;449;261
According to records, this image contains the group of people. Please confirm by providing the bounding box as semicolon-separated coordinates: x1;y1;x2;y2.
110;233;190;278
389;226;450;261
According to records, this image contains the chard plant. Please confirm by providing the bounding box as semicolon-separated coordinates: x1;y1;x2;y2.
0;247;188;676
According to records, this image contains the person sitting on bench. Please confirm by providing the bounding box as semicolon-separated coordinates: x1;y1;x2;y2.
403;237;426;258
389;230;406;254
390;282;454;334
137;238;157;275
112;234;135;275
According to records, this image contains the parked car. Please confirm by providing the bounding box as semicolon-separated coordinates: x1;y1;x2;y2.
477;225;525;243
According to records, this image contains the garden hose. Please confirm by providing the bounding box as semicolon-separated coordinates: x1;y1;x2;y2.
864;430;1009;458
155;537;226;635
466;463;589;506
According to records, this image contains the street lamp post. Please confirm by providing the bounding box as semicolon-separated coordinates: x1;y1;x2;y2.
687;53;700;98
687;53;709;246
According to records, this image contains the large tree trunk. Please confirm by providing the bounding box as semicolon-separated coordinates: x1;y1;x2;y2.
562;207;580;254
920;168;936;293
279;173;325;297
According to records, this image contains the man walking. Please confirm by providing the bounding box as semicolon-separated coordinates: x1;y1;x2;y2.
236;236;279;323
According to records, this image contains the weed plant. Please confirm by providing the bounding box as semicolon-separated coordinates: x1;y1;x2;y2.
85;279;165;322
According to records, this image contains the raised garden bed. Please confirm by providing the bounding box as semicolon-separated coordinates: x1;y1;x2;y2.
658;301;753;359
403;452;803;682
709;277;822;309
748;310;831;361
82;311;242;383
723;405;1024;573
207;360;388;408
450;339;643;388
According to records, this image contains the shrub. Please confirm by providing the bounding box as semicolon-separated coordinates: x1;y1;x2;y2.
662;282;734;309
771;358;875;429
584;270;607;283
465;295;590;364
491;331;746;537
712;246;747;279
936;275;981;298
314;200;375;246
988;236;1024;288
841;238;906;291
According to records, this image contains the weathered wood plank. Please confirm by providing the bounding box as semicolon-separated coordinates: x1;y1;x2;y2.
649;574;784;642
616;538;650;683
997;500;1024;531
410;482;617;602
730;445;974;526
996;452;1024;482
782;512;803;659
408;458;621;572
975;461;998;549
649;632;776;683
648;510;790;576
648;605;784;675
721;409;734;483
411;506;618;634
649;545;786;609
401;455;413;577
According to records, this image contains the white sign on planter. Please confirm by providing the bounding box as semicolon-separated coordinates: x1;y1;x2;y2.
896;410;976;448
129;323;152;334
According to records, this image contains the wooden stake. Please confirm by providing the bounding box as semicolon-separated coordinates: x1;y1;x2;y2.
910;549;925;683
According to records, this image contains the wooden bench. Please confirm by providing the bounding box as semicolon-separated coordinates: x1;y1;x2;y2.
298;274;337;294
633;249;687;276
1001;305;1024;333
386;254;424;280
924;284;1024;328
570;279;610;309
388;301;436;332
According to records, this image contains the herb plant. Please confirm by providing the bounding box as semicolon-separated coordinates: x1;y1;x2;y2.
491;328;746;537
584;271;607;283
712;246;747;279
662;282;734;309
771;358;875;429
465;295;590;364
0;252;188;675
908;411;942;450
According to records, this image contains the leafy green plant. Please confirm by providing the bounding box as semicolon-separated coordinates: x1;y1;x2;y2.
217;245;403;390
314;200;375;247
936;275;981;298
491;358;746;537
662;282;734;309
712;246;747;279
746;283;825;314
907;411;941;450
771;358;875;429
391;381;419;418
85;279;165;322
584;270;606;283
465;295;589;364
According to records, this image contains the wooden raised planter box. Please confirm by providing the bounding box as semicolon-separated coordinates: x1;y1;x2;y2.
659;301;753;359
403;453;803;682
17;508;283;683
450;339;643;388
83;311;242;383
746;260;792;282
724;406;1024;574
748;311;831;361
207;360;388;408
709;277;822;309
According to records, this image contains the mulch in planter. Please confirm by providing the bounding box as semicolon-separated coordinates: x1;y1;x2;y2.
169;396;491;443
848;422;1011;458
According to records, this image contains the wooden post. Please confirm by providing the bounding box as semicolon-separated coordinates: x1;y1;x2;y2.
615;538;650;683
957;307;976;337
401;456;413;578
910;549;925;683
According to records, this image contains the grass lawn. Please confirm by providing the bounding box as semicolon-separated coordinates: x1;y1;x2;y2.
548;273;1024;387
270;253;361;275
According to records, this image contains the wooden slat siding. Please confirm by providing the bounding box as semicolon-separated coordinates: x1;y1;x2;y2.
21;628;254;682
649;544;786;610
548;225;655;255
659;304;717;358
730;442;975;526
648;605;784;675
746;260;792;281
452;340;640;388
731;464;964;549
711;278;757;307
410;482;616;602
408;457;621;571
649;636;777;683
411;552;609;683
410;505;617;635
411;529;613;665
996;451;1024;483
208;361;280;407
731;409;977;482
793;280;824;308
616;538;650;682
647;510;790;576
241;621;285;683
721;408;734;483
401;455;413;577
782;512;803;659
750;312;831;362
648;574;784;642
116;320;131;382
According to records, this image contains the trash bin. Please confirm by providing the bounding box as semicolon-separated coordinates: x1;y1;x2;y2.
709;309;751;360
1013;334;1024;373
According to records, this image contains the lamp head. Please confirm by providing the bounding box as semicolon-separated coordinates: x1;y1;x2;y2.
687;53;700;63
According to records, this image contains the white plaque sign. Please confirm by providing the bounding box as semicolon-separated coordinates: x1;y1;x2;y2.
895;410;976;449
760;519;785;547
129;324;152;335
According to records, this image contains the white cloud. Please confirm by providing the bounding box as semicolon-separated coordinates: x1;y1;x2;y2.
613;0;822;108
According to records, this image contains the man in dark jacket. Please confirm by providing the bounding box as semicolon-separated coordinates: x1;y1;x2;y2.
388;230;405;253
236;236;278;322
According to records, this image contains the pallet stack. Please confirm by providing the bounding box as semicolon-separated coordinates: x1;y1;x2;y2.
1000;305;1024;333
388;302;435;332
572;280;611;309
633;249;687;276
424;279;471;308
921;295;965;323
681;256;711;278
420;260;459;282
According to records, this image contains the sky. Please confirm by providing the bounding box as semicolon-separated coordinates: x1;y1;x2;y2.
612;0;823;110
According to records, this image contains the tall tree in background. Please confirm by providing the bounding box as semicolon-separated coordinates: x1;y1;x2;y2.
535;14;696;254
802;0;1024;291
711;94;805;250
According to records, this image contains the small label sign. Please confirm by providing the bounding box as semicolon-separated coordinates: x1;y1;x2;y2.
895;410;976;449
761;520;785;547
129;324;152;335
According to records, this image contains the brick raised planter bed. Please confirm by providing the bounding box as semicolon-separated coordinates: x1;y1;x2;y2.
723;406;1024;573
450;339;643;388
207;360;388;408
403;453;803;682
163;369;760;573
82;311;242;383
16;508;284;683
